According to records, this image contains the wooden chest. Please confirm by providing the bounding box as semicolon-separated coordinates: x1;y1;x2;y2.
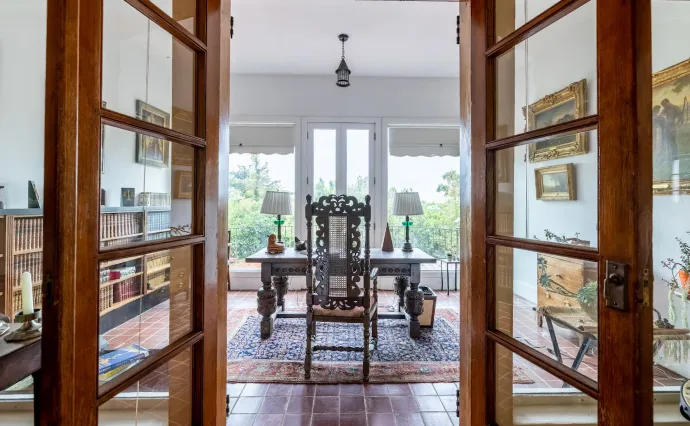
536;254;597;326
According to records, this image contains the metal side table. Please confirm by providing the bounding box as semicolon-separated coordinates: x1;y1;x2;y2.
439;258;459;296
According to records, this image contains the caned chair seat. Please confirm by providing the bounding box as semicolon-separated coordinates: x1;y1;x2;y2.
313;296;376;318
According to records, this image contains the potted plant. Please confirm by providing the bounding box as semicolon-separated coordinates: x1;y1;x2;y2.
662;232;690;293
576;281;598;321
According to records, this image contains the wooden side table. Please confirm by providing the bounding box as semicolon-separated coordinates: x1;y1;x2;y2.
0;323;41;424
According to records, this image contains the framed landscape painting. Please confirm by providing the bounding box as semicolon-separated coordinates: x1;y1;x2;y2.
535;164;576;201
135;100;171;168
652;58;690;194
525;80;588;162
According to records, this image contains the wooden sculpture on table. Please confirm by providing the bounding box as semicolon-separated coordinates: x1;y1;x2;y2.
266;234;285;254
381;223;394;252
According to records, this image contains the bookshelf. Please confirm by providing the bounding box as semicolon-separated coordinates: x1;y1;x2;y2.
0;207;173;320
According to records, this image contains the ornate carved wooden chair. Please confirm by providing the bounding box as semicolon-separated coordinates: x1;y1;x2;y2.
304;194;379;381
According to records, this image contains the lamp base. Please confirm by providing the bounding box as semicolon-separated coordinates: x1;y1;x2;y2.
5;310;42;342
402;242;414;252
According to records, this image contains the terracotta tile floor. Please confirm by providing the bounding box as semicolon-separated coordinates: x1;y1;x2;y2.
104;290;685;395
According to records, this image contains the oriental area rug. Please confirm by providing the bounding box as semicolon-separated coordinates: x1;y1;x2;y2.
227;308;534;385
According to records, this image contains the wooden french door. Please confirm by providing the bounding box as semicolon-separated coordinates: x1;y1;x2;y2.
41;0;229;424
458;0;653;425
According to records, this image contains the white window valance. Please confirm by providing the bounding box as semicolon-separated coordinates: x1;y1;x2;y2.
230;124;295;155
388;126;460;157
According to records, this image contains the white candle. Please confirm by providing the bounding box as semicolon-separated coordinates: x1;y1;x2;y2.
21;272;34;315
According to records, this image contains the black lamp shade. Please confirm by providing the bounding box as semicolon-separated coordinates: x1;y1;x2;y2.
336;58;351;87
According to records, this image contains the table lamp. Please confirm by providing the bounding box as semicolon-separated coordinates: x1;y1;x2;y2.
393;191;424;252
261;191;292;244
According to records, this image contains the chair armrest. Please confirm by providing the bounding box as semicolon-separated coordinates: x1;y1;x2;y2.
370;267;379;280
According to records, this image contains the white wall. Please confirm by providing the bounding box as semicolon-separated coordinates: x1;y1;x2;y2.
0;2;47;208
229;74;459;120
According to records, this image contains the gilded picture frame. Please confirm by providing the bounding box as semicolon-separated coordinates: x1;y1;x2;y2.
525;80;588;162
652;58;690;195
135;100;171;168
535;164;576;201
173;171;193;200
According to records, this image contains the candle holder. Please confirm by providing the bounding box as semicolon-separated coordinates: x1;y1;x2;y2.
4;309;42;342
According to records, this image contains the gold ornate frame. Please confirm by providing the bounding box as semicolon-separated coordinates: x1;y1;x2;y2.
652;58;690;195
526;79;588;162
535;163;576;201
135;100;171;168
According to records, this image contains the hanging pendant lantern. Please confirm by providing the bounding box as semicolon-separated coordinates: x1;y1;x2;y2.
335;34;351;87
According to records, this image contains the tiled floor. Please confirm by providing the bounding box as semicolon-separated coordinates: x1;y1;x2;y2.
226;382;459;426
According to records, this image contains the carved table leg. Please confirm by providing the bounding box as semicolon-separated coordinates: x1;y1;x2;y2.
393;276;409;313
272;275;289;312
404;264;424;338
257;264;277;339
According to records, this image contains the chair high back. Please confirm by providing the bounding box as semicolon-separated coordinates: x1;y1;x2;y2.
305;194;371;310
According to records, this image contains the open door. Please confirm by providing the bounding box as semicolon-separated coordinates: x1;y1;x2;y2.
40;0;230;424
459;0;653;424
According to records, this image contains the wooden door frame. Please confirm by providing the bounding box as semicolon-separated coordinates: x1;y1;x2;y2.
40;0;230;424
458;0;653;424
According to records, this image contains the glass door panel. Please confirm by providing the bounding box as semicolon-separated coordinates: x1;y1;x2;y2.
311;126;338;201
345;126;373;202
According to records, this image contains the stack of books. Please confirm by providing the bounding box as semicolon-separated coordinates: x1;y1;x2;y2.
98;344;149;384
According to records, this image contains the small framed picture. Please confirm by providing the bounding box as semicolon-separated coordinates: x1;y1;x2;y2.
173;171;193;200
121;188;135;207
535;164;576;201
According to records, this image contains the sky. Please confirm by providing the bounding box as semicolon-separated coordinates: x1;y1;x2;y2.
229;127;458;205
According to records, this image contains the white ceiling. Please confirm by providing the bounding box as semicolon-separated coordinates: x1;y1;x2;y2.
230;0;460;78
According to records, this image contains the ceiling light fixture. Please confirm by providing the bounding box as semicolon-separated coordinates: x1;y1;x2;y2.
335;34;351;88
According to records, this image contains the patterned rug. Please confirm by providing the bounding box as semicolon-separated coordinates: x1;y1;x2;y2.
227;308;534;384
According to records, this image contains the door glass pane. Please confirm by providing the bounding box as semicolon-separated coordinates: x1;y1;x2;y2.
100;126;194;248
494;0;563;41
495;131;598;248
149;0;197;34
98;246;193;391
346;129;369;202
228;152;295;269
495;0;596;140
652;1;690;423
98;347;193;425
0;1;47;419
494;246;599;383
493;342;597;425
102;0;197;136
313;128;337;201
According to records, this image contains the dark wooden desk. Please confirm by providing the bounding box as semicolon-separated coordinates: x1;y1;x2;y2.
0;323;41;424
246;248;437;339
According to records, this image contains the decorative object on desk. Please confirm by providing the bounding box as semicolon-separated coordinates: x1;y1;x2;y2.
335;34;351;88
576;281;598;321
0;185;4;209
392;191;424;252
652;58;690;195
266;234;285;254
525;79;587;162
381;223;394;252
654;309;675;329
261;190;292;243
28;181;40;208
21;272;34;315
138;192;171;206
120;187;135;207
173;170;193;199
4;309;42;342
135;100;170;168
294;236;307;251
535;164;576;201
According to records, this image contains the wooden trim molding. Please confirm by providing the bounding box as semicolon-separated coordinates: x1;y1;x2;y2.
122;0;206;52
98;235;206;260
486;235;599;262
101;108;206;148
486;115;598;151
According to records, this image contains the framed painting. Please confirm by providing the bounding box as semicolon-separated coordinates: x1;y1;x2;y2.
652;58;690;195
173;171;193;200
535;164;576;201
525;80;588;162
135;100;171;168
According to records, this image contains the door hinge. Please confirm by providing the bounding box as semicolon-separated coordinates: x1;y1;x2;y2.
639;268;652;308
306;176;309;185
373;223;376;231
456;16;460;45
307;131;309;140
373;177;376;184
44;273;54;305
231;16;234;39
374;132;377;141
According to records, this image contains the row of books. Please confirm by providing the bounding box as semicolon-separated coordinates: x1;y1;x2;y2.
108;266;137;281
146;251;171;269
138;192;170;207
113;276;141;302
13;217;43;252
100;213;142;240
101;236;142;248
99;284;114;311
12;253;42;288
12;285;41;313
147;271;169;290
147;211;171;232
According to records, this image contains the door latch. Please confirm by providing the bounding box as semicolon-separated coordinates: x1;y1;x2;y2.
603;261;628;312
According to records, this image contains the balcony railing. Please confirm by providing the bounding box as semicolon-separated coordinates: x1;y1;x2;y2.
229;225;459;264
389;225;459;260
